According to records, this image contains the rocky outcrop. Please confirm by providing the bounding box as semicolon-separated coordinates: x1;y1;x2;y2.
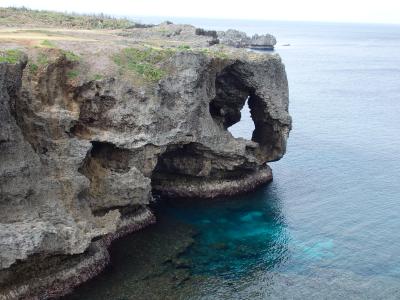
218;29;277;50
195;28;219;46
250;34;277;50
0;41;290;298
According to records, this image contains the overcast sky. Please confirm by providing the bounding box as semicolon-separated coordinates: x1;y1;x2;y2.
1;0;400;24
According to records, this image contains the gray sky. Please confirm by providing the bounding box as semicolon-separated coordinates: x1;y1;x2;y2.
1;0;400;24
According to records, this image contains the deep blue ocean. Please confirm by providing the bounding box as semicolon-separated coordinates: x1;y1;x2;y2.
66;20;400;299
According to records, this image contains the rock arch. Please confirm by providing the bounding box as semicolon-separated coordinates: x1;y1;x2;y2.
209;61;290;162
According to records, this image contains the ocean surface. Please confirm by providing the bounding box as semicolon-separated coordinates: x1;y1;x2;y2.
65;20;400;299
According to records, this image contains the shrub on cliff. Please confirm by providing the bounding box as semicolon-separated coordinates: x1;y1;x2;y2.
113;47;174;82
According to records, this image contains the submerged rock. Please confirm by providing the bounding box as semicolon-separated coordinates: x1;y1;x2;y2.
0;17;290;300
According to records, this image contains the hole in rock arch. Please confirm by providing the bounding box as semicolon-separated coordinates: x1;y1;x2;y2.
209;65;257;141
228;96;255;140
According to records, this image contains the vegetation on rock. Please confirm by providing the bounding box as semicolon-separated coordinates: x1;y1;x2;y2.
37;52;49;65
0;7;136;29
113;47;174;82
92;74;103;81
62;50;80;62
66;69;79;79
40;39;56;48
27;62;38;74
199;47;229;59
0;49;24;63
177;45;191;51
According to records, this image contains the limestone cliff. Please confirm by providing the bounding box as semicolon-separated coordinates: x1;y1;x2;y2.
0;18;291;299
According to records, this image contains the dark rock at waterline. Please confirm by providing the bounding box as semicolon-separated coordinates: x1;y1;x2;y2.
172;257;192;269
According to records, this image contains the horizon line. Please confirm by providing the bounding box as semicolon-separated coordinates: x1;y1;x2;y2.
126;14;400;27
2;5;400;26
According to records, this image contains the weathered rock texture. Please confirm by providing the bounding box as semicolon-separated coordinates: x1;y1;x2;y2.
218;29;277;49
250;33;277;50
0;25;290;299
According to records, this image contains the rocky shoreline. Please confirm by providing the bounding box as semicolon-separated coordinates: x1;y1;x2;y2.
0;8;291;299
0;208;155;300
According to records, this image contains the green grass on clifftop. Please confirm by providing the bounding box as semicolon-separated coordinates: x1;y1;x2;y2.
40;39;56;48
25;49;80;76
0;7;136;29
199;48;229;59
0;49;24;63
62;50;80;62
113;47;174;82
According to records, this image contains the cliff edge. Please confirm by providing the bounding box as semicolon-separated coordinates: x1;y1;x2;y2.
0;8;291;299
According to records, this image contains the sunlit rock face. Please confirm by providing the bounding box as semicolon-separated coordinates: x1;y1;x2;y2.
0;48;290;299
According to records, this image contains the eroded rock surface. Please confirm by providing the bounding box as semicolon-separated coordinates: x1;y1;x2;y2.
218;29;277;49
0;21;290;299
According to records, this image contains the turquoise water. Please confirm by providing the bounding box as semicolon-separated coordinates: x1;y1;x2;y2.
66;21;400;299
